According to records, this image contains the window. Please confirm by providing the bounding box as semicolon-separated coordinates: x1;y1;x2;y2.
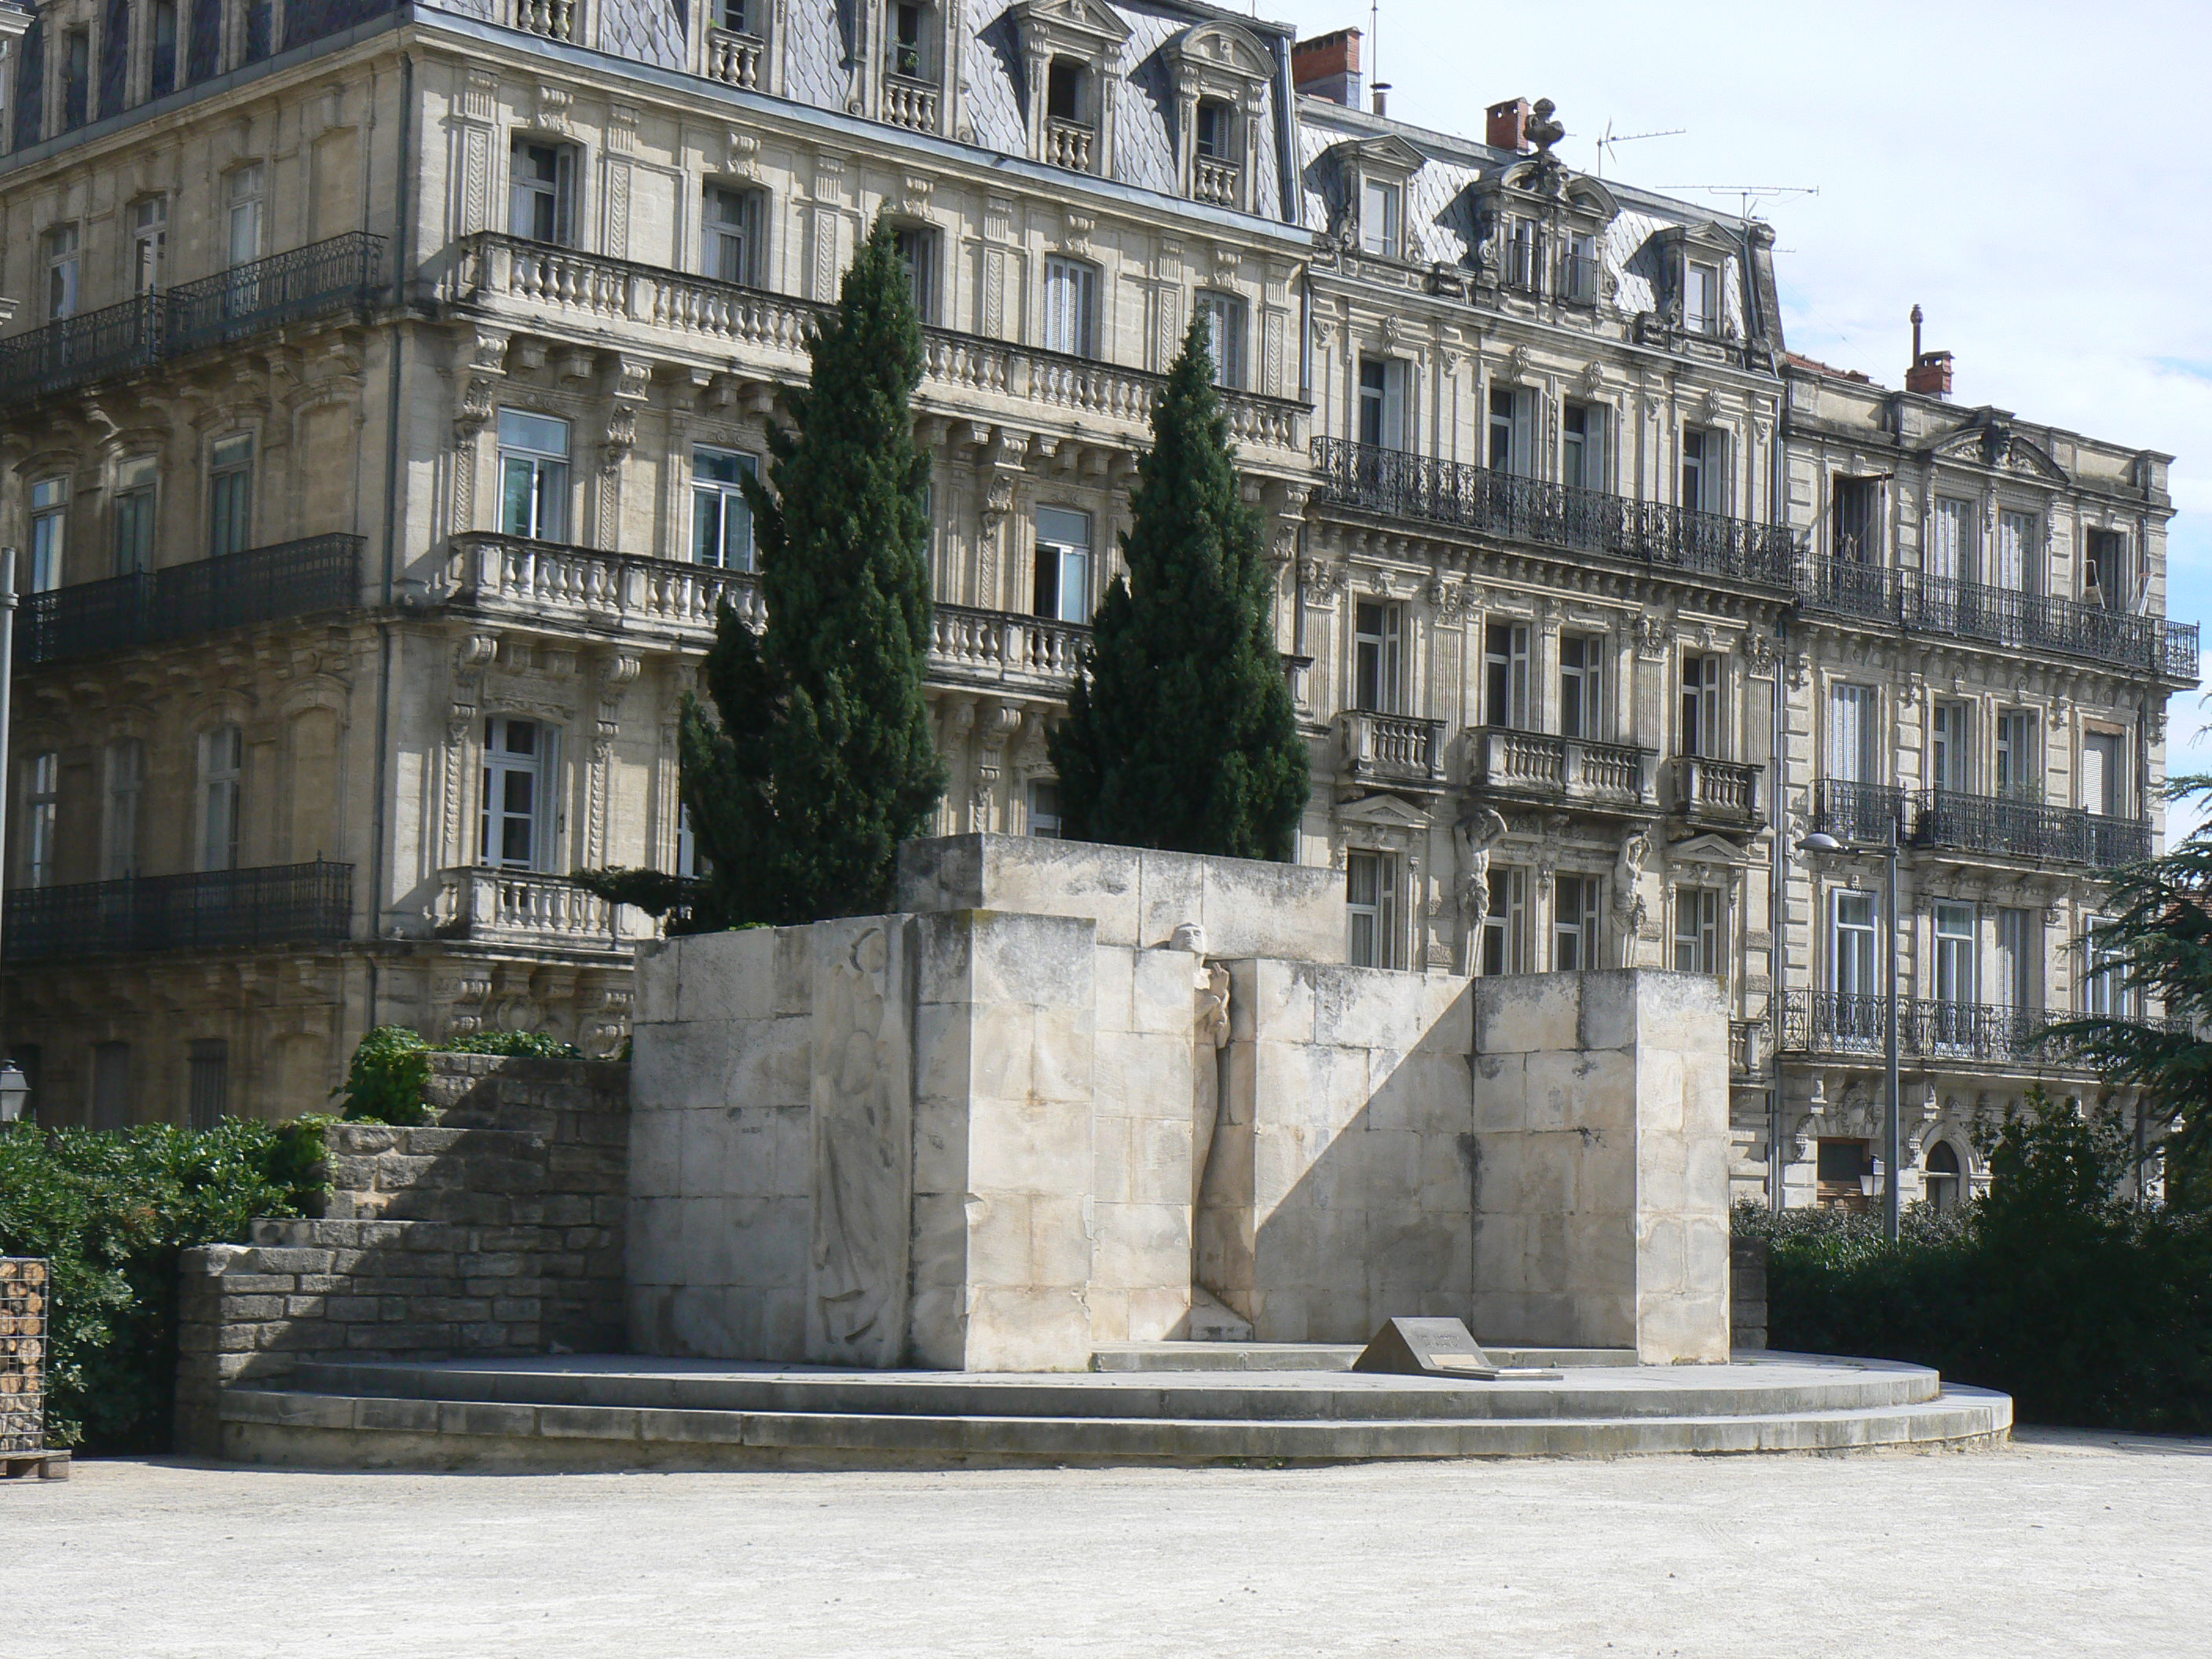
91;1042;133;1131
1027;780;1062;840
1832;891;1878;998
1195;99;1232;160
23;751;58;889
482;716;551;870
1929;496;1976;584
2085;528;2126;605
1923;1141;1962;1214
2082;731;2124;819
188;1039;229;1131
675;804;702;878
132;196;168;295
1032;507;1093;624
1680;427;1725;515
1994;710;2038;801
1561;401;1604;491
1673;887;1720;976
1996;507;2040;594
1680;653;1723;758
199;726;244;870
225;164;265;267
1553;873;1599;972
1046;57;1085;123
207;434;254;557
498;411;571;541
509;141;575;246
717;0;753;30
1816;1138;1871;1210
1485;621;1529;730
43;224;79;320
1042;256;1099;357
1930;701;1970;796
1994;907;2038;1010
150;0;179;97
1347;851;1397;969
1933;903;1976;1006
1487;386;1531;475
1562;229;1599;302
1357;356;1407;451
1833;476;1880;562
1359;178;1401;260
1353;599;1404;714
2081;914;2130;1018
704;185;763;285
61;27;88;130
1194;290;1247;390
1827;683;1877;784
112;455;157;577
1559;635;1603;741
1683;259;1719;335
893;224;939;323
103;738;142;880
1479;867;1527;976
691;448;757;570
888;2;929;78
1504;216;1537;291
28;478;68;592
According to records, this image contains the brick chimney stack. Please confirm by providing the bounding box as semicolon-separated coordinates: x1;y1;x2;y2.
1487;98;1533;153
1904;304;1954;397
1292;29;1364;108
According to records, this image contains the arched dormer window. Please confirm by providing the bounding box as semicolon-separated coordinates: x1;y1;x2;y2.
1013;0;1130;178
1472;161;1620;307
1163;19;1274;212
880;1;943;134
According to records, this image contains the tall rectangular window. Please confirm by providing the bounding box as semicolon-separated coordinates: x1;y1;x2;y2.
1995;907;2038;1010
1194;99;1232;160
1194;290;1247;390
1929;496;1975;584
1359;178;1401;259
2081;915;2129;1018
199;724;243;871
133;196;168;295
1357;356;1406;451
28;478;68;592
1347;851;1397;969
482;716;550;870
1683;260;1719;335
893;224;939;322
1832;890;1877;998
1827;683;1878;783
1833;476;1881;562
1353;599;1404;715
2085;528;2128;605
498;411;571;541
1680;427;1725;514
112;455;157;576
1043;256;1099;357
207;434;254;557
149;0;178;97
61;27;89;131
1046;57;1086;123
43;225;79;320
1680;653;1723;758
1026;780;1062;840
1995;709;2038;800
717;0;753;29
2079;730;2124;819
24;751;59;889
1553;873;1599;972
1505;216;1537;290
1485;621;1529;729
225;163;265;267
1996;508;2040;594
1673;887;1720;976
1933;903;1976;1006
1032;507;1093;624
1480;867;1527;976
103;737;142;879
704;185;762;285
690;447;757;569
1562;401;1604;491
888;1;929;78
1562;229;1599;302
188;1039;230;1130
510;141;574;246
1559;635;1603;740
1931;701;1970;795
1487;386;1530;475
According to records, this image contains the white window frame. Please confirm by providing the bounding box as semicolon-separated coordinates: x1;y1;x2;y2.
1485;621;1530;730
1487;384;1533;476
28;476;68;593
1929;495;1976;584
132;196;169;295
1559;634;1604;741
1032;507;1093;625
888;1;934;80
1683;258;1720;335
1681;425;1726;515
1672;886;1720;976
24;750;59;889
1353;598;1404;715
1930;701;1971;795
2081;731;2125;819
498;410;573;542
1996;507;2040;595
1553;873;1599;972
1827;683;1878;784
1042;255;1100;358
1994;906;2038;1011
43;223;79;320
1479;866;1527;976
199;724;244;872
1994;709;2038;801
1026;779;1062;840
1832;890;1878;998
703;184;764;286
690;447;757;570
1359;177;1402;260
207;433;254;558
1933;902;1976;1006
509;139;577;247
1193;288;1247;390
1357;355;1408;452
481;715;555;872
1680;652;1723;759
1561;400;1605;491
1347;850;1399;969
225;163;265;268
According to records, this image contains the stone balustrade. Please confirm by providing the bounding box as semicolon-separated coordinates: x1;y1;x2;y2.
1672;754;1763;829
704;27;764;88
1337;709;1446;790
1046;118;1095;172
435;866;639;949
515;0;571;39
882;75;939;131
1193;156;1241;207
1468;726;1657;813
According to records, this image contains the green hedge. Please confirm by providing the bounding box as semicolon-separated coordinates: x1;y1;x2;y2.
336;1025;584;1125
0;1119;328;1451
1738;1096;2212;1434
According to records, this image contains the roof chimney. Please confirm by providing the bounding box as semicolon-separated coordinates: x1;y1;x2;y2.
1292;29;1364;108
1487;98;1533;154
1904;304;1954;398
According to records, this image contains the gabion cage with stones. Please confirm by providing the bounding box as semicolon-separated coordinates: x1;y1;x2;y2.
0;1259;48;1454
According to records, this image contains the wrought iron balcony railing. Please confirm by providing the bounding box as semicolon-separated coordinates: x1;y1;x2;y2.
1672;754;1763;828
1467;726;1657;812
1798;555;2199;681
2;860;352;961
1312;438;1798;589
1808;778;1910;846
0;234;385;412
1781;989;2189;1069
16;534;363;669
1810;779;2151;870
1338;709;1447;789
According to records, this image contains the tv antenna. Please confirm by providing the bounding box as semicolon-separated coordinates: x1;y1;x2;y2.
1592;122;1686;178
1657;183;1821;222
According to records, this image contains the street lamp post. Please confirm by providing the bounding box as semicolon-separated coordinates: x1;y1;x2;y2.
1799;803;1903;1243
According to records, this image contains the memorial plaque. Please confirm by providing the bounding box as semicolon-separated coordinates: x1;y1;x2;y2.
1352;1317;1559;1380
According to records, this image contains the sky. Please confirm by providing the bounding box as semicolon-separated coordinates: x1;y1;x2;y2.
1248;0;2212;832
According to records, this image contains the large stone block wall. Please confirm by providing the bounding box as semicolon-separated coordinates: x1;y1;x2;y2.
0;1259;48;1454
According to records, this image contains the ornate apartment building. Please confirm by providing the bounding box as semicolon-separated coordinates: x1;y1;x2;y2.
0;2;2190;1209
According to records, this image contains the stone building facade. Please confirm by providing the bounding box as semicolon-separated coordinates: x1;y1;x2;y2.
0;3;2190;1207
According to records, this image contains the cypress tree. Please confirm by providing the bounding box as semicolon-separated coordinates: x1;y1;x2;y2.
1049;320;1308;860
580;219;944;928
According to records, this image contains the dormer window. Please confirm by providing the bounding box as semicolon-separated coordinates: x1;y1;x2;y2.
1045;59;1093;170
1562;230;1599;303
705;0;767;89
1361;178;1402;259
1047;58;1085;123
1195;100;1231;159
1164;20;1271;213
1016;0;1131;178
1504;217;1538;291
1684;260;1720;335
889;2;930;79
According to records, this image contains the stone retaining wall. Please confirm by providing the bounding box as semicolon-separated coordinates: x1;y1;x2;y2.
0;1259;47;1454
176;1054;628;1453
1730;1236;1768;1351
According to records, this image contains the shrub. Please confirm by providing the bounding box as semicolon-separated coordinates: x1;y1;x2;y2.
0;1118;328;1451
338;1025;585;1124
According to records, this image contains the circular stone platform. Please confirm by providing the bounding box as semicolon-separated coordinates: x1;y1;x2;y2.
209;1348;2010;1470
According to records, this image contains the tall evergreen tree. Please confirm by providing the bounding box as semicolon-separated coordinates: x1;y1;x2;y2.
579;219;943;928
1049;320;1308;860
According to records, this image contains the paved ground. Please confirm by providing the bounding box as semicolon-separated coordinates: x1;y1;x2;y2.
15;1430;2210;1657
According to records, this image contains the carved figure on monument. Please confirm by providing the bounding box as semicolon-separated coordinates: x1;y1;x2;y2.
1613;828;1651;967
1452;808;1510;929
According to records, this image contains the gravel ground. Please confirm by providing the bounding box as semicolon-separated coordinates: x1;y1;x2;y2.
14;1430;2209;1658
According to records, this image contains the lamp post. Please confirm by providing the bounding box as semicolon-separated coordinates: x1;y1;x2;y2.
1799;804;1903;1243
0;549;15;1124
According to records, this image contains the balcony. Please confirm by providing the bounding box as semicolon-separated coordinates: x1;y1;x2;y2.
434;868;635;950
1672;755;1763;831
0;234;385;413
1808;778;1908;846
1780;989;2187;1070
17;534;363;670
928;604;1091;694
445;234;1306;461
1809;779;2152;870
515;0;573;39
1312;438;1796;591
1193;156;1241;208
882;74;939;132
705;27;764;88
2;861;352;962
1798;555;2199;682
1467;727;1657;815
1337;709;1447;792
1046;118;1096;173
